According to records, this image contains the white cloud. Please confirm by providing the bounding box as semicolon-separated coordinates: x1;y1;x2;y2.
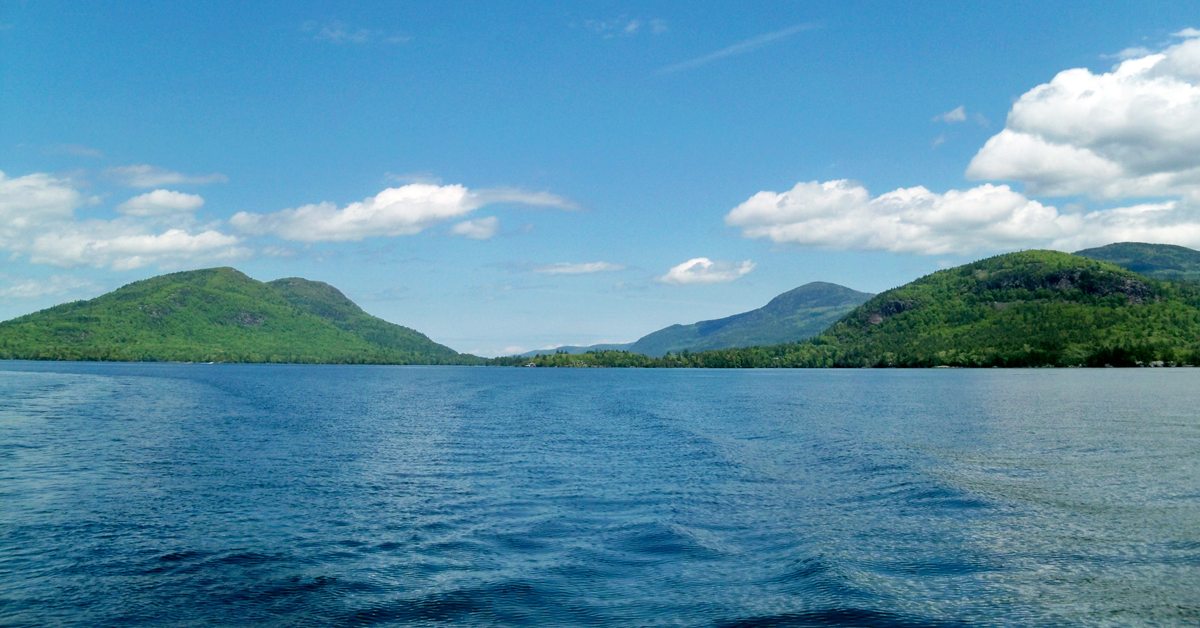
1106;46;1154;61
0;171;82;237
534;261;625;275
726;178;1200;254
117;189;205;216
472;187;580;210
0;275;98;299
231;183;575;242
660;257;754;284
658;22;819;74
232;184;474;241
107;164;228;188
967;37;1200;200
933;105;967;123
1173;28;1200;39
28;225;248;271
0;170;245;270
450;216;499;240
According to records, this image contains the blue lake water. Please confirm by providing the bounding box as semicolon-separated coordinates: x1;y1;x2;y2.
0;362;1198;626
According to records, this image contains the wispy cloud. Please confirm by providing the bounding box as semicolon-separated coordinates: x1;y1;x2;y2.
0;274;98;299
582;16;667;39
534;261;625;275
1103;46;1153;61
933;106;967;124
658;22;820;75
107;164;228;188
932;105;988;127
450;216;499;240
43;144;104;159
302;20;409;45
473;187;580;211
385;171;443;185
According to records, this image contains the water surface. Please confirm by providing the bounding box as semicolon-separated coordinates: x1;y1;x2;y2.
1;363;1197;625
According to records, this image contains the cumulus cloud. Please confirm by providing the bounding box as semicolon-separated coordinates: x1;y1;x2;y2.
534;261;625;275
117;189;204;216
231;183;575;242
1;170;245;270
660;257;754;284
1173;27;1200;39
0;171;82;234
450;216;499;240
107;164;228;188
726;179;1200;254
967;37;1200;200
28;225;248;271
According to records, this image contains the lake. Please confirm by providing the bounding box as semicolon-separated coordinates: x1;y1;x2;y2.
1;362;1197;626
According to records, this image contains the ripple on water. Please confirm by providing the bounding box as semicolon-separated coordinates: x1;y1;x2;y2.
1;364;1198;626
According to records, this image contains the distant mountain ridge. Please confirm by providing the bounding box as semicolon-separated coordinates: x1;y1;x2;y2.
0;267;475;364
522;281;872;357
508;249;1200;368
1075;242;1200;282
628;282;872;356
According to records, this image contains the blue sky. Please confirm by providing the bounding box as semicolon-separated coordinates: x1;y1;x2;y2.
3;2;1200;355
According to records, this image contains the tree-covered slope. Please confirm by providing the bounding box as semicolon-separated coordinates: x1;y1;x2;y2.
267;277;460;361
1074;242;1200;282
627;281;872;356
810;250;1200;367
0;267;474;364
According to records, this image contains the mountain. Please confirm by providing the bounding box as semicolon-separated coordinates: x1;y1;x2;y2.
509;251;1200;368
0;267;475;364
785;250;1200;367
1074;242;1200;282
627;282;873;356
518;281;872;358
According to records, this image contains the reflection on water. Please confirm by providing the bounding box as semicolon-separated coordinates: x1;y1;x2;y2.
1;363;1197;625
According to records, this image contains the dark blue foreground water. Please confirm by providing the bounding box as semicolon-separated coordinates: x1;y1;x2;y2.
1;363;1198;626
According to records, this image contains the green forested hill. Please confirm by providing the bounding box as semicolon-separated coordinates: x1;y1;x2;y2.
627;282;871;356
502;251;1200;368
811;250;1200;367
1075;242;1200;282
0;267;474;364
